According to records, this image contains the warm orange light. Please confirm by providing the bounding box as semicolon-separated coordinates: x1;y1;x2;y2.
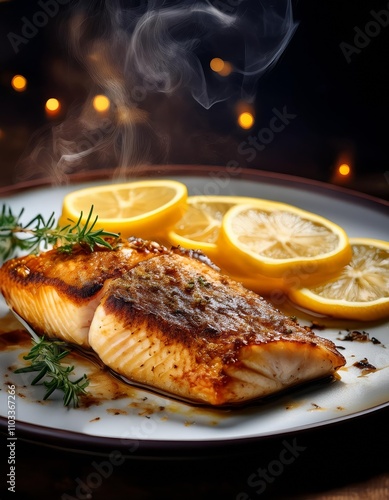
210;57;224;72
338;163;351;176
331;151;354;185
93;94;110;112
45;98;60;112
210;58;233;77
238;111;255;129
11;75;27;92
218;61;233;77
45;98;61;119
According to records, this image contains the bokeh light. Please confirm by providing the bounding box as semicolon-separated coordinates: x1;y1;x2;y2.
93;94;110;112
238;111;255;129
210;58;233;77
45;98;61;117
210;57;224;72
11;75;27;92
331;154;354;185
338;163;351;176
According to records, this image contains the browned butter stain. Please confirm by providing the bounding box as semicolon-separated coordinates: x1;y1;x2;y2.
0;328;31;350
79;363;139;408
0;316;145;405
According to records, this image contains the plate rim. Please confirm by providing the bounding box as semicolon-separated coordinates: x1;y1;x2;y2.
1;164;388;455
1;402;388;458
1;164;388;211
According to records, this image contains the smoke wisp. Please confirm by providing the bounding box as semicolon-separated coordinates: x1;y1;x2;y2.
16;0;297;184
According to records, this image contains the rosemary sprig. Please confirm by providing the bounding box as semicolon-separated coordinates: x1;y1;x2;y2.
0;204;120;261
15;337;89;408
1;204;118;406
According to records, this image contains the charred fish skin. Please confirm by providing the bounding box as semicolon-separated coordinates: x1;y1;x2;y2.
88;252;346;406
0;238;169;346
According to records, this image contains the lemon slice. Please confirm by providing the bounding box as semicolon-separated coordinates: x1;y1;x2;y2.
219;201;351;280
168;195;291;268
59;180;188;239
289;238;389;321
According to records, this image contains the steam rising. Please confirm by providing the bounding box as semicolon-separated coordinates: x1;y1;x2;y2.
17;0;296;184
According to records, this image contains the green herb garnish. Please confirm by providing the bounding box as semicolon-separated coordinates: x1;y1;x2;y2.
15;337;89;408
0;204;120;261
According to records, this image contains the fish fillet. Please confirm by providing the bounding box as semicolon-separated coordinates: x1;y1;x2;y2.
88;252;345;405
0;239;345;405
0;238;168;347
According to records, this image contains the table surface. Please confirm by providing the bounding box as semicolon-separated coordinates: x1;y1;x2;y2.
1;173;388;500
2;405;389;499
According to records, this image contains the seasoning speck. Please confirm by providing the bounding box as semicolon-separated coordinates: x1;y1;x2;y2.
339;330;377;343
353;358;376;375
107;408;128;415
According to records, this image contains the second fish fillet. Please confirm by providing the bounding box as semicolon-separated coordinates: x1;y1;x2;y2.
88;251;345;405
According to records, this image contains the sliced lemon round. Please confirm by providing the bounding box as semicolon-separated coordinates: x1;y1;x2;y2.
58;180;188;239
219;201;351;280
168;195;292;268
288;238;389;321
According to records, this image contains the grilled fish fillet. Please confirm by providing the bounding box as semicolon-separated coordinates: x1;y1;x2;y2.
0;240;345;405
89;252;345;405
0;238;168;347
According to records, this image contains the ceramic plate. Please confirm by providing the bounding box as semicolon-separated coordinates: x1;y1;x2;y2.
1;167;388;455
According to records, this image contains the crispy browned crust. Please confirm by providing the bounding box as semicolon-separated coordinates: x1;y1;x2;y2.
0;238;169;304
103;253;345;368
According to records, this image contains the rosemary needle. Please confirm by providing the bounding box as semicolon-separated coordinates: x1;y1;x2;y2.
0;204;120;261
15;337;89;408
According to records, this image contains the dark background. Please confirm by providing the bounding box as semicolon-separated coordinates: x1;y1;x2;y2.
0;0;388;199
1;3;389;498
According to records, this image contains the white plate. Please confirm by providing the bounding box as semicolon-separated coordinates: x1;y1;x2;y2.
1;167;388;455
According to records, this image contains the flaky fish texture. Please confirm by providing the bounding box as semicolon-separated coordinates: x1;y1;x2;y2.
0;239;345;405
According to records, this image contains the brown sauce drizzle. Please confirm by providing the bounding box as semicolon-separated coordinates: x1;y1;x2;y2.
353;358;377;375
339;330;381;345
